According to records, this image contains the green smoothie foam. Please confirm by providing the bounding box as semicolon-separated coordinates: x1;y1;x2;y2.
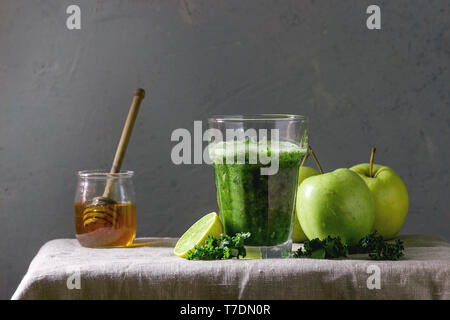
209;139;306;246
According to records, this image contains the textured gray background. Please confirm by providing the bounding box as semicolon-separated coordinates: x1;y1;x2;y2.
0;0;449;299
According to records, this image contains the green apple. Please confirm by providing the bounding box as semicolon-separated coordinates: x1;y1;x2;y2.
350;163;409;240
297;168;376;245
293;166;320;242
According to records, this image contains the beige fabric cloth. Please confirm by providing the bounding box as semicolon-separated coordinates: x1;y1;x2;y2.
12;235;450;300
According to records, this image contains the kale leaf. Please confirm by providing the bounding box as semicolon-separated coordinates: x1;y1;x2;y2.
294;231;405;261
293;236;348;259
186;232;251;260
348;230;405;260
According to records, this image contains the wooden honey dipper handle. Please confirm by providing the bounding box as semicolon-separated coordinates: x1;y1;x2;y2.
103;88;146;198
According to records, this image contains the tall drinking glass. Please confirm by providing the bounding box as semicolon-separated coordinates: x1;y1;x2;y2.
208;114;308;258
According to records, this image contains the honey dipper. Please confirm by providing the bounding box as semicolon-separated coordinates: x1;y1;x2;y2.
82;88;145;231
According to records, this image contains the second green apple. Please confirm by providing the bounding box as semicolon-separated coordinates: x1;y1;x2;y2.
350;163;409;239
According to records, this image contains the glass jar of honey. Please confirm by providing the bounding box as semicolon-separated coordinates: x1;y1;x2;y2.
74;170;136;248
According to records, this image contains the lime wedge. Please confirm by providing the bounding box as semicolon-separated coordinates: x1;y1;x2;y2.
174;212;223;258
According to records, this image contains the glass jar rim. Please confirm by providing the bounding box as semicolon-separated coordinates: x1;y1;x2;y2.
209;114;308;122
77;170;134;178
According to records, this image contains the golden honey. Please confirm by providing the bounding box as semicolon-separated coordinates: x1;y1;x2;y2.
74;202;136;248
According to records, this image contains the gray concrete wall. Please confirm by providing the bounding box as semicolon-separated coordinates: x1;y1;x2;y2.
0;0;449;299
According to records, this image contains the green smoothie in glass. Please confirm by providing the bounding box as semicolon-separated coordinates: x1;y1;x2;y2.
209;139;306;247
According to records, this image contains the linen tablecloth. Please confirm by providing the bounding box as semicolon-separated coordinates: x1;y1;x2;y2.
12;235;450;300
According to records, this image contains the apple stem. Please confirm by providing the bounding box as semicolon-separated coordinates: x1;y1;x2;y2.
369;147;376;177
300;150;310;169
308;146;324;174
